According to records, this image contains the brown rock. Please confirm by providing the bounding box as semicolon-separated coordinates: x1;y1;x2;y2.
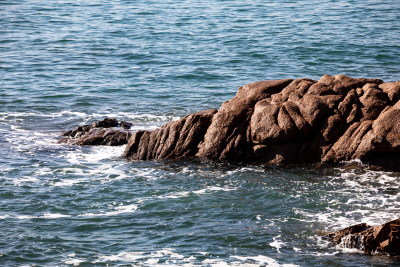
62;75;400;171
59;118;132;146
328;218;400;255
123;109;217;160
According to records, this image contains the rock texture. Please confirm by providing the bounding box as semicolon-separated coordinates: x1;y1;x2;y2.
123;75;400;170
327;218;400;255
124;109;217;160
59;118;132;146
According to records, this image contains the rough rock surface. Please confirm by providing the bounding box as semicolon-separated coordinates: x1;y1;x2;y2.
59;118;132;146
327;218;400;255
124;75;400;170
124;109;217;160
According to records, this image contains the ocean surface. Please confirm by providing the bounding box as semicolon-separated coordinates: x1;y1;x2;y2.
1;0;400;266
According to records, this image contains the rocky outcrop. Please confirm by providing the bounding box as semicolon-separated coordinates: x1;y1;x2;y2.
123;109;217;160
59;118;132;146
123;75;400;170
327;218;400;255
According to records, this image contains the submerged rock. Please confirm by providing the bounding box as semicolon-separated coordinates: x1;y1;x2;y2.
123;75;400;170
58;118;132;146
327;218;400;255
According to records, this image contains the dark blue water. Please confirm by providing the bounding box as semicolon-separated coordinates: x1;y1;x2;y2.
1;0;400;266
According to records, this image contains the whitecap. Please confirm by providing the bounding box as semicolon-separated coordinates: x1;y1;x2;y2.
157;191;190;199
193;186;237;195
42;213;71;219
78;203;138;218
51;178;87;187
16;215;35;220
96;251;145;262
64;258;85;266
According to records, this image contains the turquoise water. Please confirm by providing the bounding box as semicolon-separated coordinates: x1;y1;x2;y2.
1;0;400;266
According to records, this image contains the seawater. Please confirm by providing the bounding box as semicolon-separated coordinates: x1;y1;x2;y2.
1;0;400;266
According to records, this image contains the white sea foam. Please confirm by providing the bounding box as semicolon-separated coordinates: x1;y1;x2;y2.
94;249;297;266
231;255;299;267
64;258;85;266
78;203;138;218
0;110;179;123
11;213;71;220
50;162;129;187
7;204;138;220
51;178;87;187
158;191;191;199
96;251;145;262
42;213;71;219
294;166;400;241
15;215;35;220
64;145;125;164
269;235;283;253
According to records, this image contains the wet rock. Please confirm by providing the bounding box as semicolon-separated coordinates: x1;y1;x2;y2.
91;117;118;128
327;218;400;255
120;121;132;129
59;118;132;146
123;75;400;170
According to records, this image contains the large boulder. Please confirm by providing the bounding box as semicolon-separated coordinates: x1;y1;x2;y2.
123;75;400;170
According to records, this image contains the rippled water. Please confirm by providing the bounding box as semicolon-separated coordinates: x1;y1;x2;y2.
1;0;400;266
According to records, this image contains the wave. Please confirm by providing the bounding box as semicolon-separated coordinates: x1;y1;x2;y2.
292;166;400;231
0;110;180;124
4;203;138;220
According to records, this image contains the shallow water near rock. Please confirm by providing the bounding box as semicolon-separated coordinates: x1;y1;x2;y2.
1;0;400;266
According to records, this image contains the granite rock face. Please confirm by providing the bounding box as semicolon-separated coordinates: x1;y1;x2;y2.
327;218;400;255
123;109;217;160
59;118;132;146
124;75;400;170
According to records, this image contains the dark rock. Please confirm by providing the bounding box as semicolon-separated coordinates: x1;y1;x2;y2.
59;118;132;146
91;118;118;128
120;121;132;129
123;75;400;170
327;218;400;255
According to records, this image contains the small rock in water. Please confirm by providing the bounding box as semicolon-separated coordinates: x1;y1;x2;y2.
120;121;132;129
91;118;119;128
327;218;400;255
59;118;132;146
